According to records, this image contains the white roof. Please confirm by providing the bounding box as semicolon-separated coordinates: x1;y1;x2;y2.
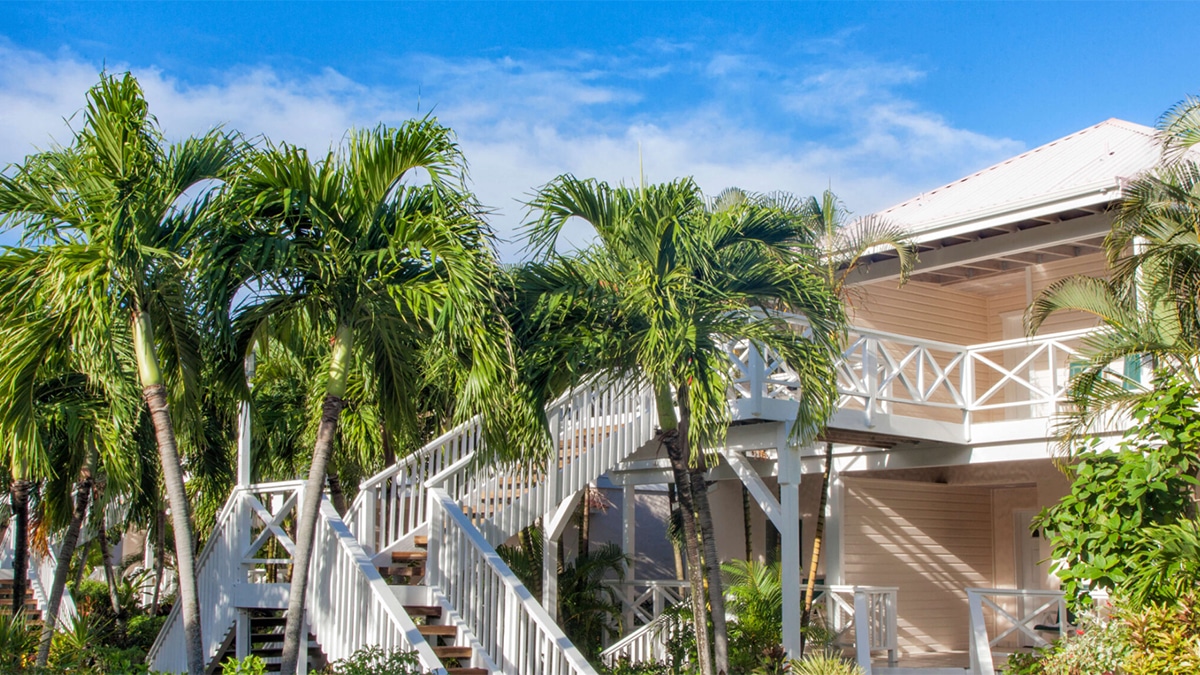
876;118;1161;240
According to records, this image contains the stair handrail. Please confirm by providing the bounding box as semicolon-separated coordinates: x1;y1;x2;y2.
426;486;598;675
599;610;680;667
147;481;286;673
350;376;657;554
0;515;78;627
308;498;448;673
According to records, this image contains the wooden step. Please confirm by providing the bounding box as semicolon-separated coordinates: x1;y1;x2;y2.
250;616;288;628
447;669;488;675
379;565;425;577
417;624;458;637
433;646;473;659
413;535;428;547
391;551;428;563
403;605;443;618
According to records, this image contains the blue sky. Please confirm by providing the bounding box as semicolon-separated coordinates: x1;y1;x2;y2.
1;2;1195;259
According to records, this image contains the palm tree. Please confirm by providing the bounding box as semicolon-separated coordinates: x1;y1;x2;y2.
1028;94;1200;445
218;122;517;675
0;73;240;675
523;176;847;675
799;190;915;639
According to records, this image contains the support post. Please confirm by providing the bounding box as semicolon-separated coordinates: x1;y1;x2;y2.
236;609;250;660
622;484;637;631
826;459;845;585
237;353;255;488
543;489;583;618
779;424;803;658
854;590;874;675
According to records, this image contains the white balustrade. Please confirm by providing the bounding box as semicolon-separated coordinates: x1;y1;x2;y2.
307;499;448;672
808;585;898;673
727;317;1129;430
427;487;598;675
603;579;690;633
599;610;683;667
967;588;1072;675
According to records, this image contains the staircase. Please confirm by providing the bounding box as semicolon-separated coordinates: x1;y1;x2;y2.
210;612;327;674
0;578;41;625
149;377;660;674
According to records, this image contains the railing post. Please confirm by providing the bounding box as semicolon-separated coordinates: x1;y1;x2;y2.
962;349;975;441
748;342;765;417
427;492;443;591
853;589;873;675
967;589;995;675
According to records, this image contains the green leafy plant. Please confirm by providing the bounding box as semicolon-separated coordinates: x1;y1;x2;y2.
1002;649;1046;675
1118;595;1200;675
0;611;36;671
785;650;864;675
1035;376;1200;608
323;645;428;675
1124;517;1200;606
601;657;677;675
722;560;785;674
1037;614;1130;675
559;543;628;660
220;655;268;675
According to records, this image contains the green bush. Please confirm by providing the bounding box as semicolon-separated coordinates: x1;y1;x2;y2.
786;650;864;675
220;655;268;675
322;645;429;675
1038;615;1130;675
601;657;676;675
0;612;36;671
1119;597;1200;675
1035;377;1200;609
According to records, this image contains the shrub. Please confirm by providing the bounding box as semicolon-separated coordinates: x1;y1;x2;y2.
1037;615;1130;675
221;655;268;675
1035;377;1200;609
0;612;36;671
786;650;864;675
1119;596;1200;675
601;657;676;675
323;645;429;675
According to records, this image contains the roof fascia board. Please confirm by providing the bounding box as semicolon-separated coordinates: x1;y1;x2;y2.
849;211;1112;286
899;180;1121;245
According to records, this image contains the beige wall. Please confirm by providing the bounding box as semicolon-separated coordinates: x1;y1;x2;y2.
850;251;1110;347
842;477;994;654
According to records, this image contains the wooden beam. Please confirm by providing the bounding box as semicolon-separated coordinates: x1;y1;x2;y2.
850;212;1112;285
722;449;783;529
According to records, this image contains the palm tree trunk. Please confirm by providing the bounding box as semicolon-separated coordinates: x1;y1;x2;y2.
656;385;715;675
667;483;685;581
36;450;95;666
97;521;122;619
327;472;347;517
135;310;204;675
800;442;834;651
10;478;32;618
677;384;729;675
689;464;730;675
73;538;91;588
280;324;353;675
578;487;591;555
742;484;753;561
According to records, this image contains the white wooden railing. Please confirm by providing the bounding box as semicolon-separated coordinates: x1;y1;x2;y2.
967;588;1071;675
307;499;448;672
147;480;277;673
427;487;598;675
0;525;76;625
350;378;658;554
728;320;1130;431
150;480;448;674
599;610;683;667
604;579;690;636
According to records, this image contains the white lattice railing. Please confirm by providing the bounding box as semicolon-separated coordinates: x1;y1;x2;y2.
604;579;690;635
811;585;899;673
427;487;598;675
727;318;1128;430
147;480;277;673
967;588;1073;675
150;480;448;674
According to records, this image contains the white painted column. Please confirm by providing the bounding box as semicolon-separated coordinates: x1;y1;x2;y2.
236;353;255;581
237;353;255;487
826;459;846;585
622;484;637;631
779;425;803;657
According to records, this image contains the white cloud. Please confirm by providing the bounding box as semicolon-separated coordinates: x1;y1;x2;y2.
0;41;1024;260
